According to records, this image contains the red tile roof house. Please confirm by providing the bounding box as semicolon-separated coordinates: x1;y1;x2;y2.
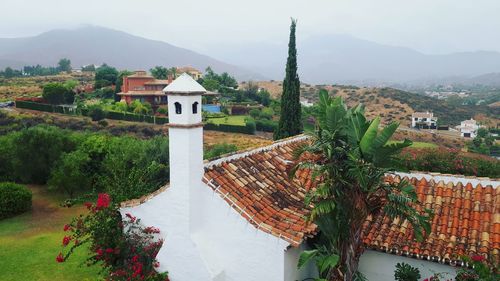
116;70;173;107
121;74;499;281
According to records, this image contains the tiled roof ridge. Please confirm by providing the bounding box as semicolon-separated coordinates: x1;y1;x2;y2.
394;171;499;188
205;134;309;168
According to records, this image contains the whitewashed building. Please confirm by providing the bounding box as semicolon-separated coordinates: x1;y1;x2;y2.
411;111;437;129
458;118;480;138
121;74;498;281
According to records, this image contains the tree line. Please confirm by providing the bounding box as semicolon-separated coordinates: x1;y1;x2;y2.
0;58;72;78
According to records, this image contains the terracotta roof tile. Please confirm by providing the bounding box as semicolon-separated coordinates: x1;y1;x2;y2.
203;136;499;263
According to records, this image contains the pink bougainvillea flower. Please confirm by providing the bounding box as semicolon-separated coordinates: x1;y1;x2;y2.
96;248;104;256
471;254;485;262
125;213;136;222
63;224;71;232
96;193;111;209
83;202;93;210
105;248;114;254
62;236;71;247
56;252;65;263
143;226;160;234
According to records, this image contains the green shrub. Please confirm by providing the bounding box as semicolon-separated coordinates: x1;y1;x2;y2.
12;125;78;184
48;150;92;198
157;107;168;115
88;106;106;121
394;262;421;281
255;119;278;132
204;121;256;135
43;83;70;105
97;136;169;202
0;182;32;219
0;133;17;181
249;108;261;119
97;119;108;127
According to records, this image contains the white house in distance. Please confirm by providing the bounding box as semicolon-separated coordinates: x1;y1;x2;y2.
411;111;438;129
458;118;480;138
121;74;499;281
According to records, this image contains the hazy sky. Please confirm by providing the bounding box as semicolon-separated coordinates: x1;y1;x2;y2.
1;0;499;54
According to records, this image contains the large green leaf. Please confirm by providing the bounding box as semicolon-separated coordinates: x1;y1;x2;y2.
318;254;340;274
359;116;380;156
298;250;318;269
373;122;399;149
346;111;367;145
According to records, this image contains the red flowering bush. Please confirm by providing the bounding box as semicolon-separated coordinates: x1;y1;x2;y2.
56;193;168;281
455;255;498;281
396;148;500;178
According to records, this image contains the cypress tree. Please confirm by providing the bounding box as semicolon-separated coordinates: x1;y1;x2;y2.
274;18;302;140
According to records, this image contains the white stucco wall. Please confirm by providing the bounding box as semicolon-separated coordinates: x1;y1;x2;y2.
121;188;213;281
358;250;457;281
191;181;299;281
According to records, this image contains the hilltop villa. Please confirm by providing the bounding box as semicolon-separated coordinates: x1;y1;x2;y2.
458;118;481;138
411;111;438;129
121;75;499;281
175;66;203;80
117;71;172;106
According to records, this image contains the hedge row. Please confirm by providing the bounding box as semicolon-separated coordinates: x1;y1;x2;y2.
16;101;168;125
105;111;168;125
0;182;32;219
255;119;278;132
16;100;78;115
204;121;256;135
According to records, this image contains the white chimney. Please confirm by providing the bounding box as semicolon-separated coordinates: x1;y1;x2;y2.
163;73;205;221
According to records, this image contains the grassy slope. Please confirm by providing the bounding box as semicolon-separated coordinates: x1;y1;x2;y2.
388;140;438;149
206;115;247;125
0;186;101;281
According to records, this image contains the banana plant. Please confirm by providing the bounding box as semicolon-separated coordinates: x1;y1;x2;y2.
294;90;432;281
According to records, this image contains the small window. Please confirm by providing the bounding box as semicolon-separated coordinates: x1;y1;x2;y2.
174;102;182;114
192;102;199;114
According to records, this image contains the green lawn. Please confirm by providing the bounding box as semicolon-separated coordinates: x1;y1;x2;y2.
207;115;248;126
388;140;438;148
0;186;101;281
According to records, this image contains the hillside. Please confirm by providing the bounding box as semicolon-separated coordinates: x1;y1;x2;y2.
0;26;262;81
256;81;500;126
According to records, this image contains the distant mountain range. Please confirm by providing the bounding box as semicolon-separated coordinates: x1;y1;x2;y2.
1;27;500;85
0;26;263;81
205;34;500;84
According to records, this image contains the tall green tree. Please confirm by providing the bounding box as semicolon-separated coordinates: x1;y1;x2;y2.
43;82;73;104
58;58;72;72
150;66;169;79
274;18;302;140
95;64;118;89
295;91;431;280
